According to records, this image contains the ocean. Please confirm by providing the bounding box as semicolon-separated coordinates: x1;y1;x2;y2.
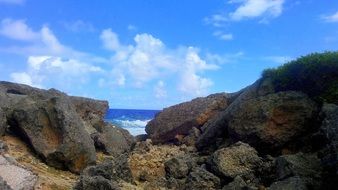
104;109;160;136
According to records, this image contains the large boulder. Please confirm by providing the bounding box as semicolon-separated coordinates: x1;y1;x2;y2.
196;78;275;151
91;124;134;156
208;142;262;179
9;96;96;173
227;91;319;151
146;93;229;144
0;108;6;136
268;176;307;190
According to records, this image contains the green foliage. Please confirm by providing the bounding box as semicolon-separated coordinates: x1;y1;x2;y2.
262;51;338;104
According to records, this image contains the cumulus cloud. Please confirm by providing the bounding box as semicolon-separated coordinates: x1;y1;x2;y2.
154;80;167;99
322;11;338;23
10;72;34;87
100;28;219;97
213;31;233;41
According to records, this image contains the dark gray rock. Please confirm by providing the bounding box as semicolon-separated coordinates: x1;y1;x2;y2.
165;156;190;179
9;96;96;173
91;124;134;156
0;140;8;154
222;176;257;190
0;107;6;136
275;153;321;188
74;176;120;190
146;93;229;144
268;176;307;190
208;142;262;179
185;167;221;190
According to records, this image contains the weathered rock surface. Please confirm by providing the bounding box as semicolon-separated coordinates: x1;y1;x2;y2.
222;176;257;190
268;176;307;190
74;175;120;190
146;93;229;144
8;96;96;173
185;167;221;190
227;91;319;151
91;123;134;156
0;154;37;190
208;142;262;179
275;153;321;188
164;156;191;179
0;108;6;136
196;79;275;151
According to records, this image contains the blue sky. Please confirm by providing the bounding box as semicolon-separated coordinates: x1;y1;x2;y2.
0;0;337;109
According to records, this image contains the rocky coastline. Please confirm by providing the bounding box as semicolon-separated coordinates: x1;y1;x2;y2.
0;52;338;189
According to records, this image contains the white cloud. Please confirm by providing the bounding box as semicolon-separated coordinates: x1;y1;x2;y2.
229;0;284;21
100;29;121;51
206;0;285;26
0;0;24;5
322;11;338;23
0;19;38;41
10;72;34;86
213;31;233;41
154;80;167;99
40;26;65;54
100;28;219;97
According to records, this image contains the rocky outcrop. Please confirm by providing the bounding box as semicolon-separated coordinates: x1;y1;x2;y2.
197;91;319;153
226;91;319;151
146;93;229;144
208;142;262;179
0;108;6;136
0;154;38;190
9;96;96;173
185;167;221;190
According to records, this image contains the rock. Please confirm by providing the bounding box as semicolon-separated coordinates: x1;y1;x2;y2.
227;91;318;152
209;142;262;179
135;134;148;142
146;93;229;144
74;176;120;190
91;123;134;156
268;176;307;190
0;140;8;154
222;176;257;190
0;107;6;136
196;79;275;151
164;156;190;179
0;176;12;190
275;153;321;188
185;167;221;190
9;96;96;173
0;155;37;190
319;104;338;171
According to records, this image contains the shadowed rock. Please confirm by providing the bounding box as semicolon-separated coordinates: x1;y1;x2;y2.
0;108;6;136
146;93;229;144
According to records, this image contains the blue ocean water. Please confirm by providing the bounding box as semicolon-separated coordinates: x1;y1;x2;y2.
104;109;160;136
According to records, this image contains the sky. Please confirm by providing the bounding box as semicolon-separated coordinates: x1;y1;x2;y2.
0;0;337;109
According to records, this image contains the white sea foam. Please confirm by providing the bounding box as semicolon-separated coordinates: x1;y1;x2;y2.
114;119;151;128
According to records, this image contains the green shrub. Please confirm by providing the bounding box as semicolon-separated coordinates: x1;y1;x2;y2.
262;52;338;104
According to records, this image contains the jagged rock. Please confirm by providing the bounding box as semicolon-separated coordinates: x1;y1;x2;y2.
74;176;120;190
275;153;321;188
164;156;190;179
9;96;96;173
227;91;318;151
268;176;307;190
185;167;221;190
0;108;6;136
208;142;262;179
222;176;257;190
196;79;275;151
91;124;134;156
0;155;37;190
146;93;229;144
0;140;8;154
